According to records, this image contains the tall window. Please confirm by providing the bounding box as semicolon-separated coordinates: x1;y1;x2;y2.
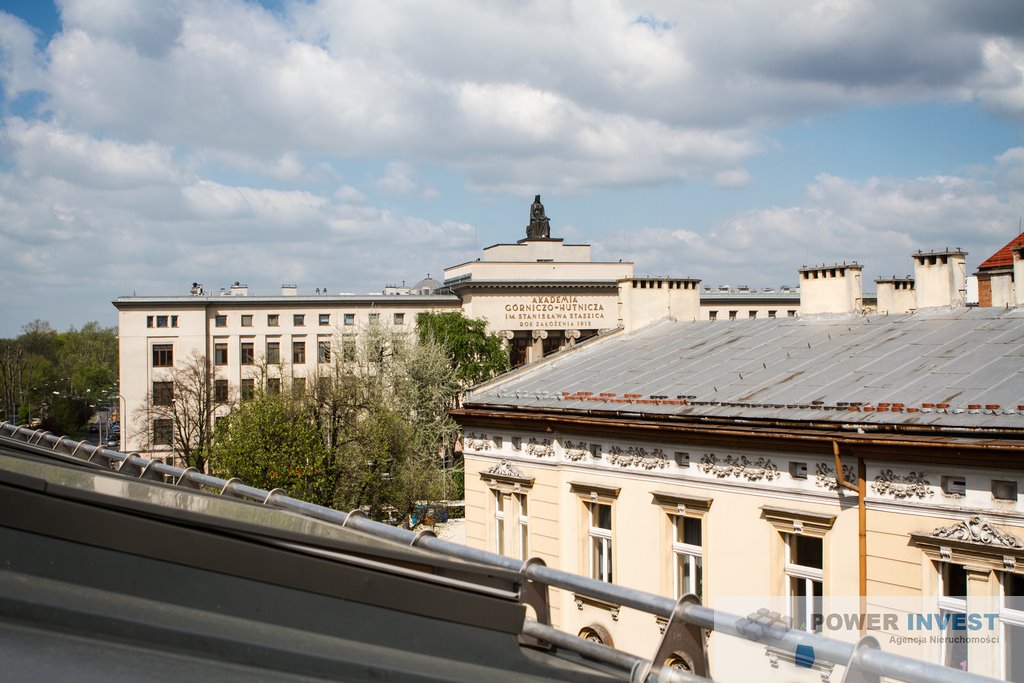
214;342;228;366
292;377;306;396
1002;572;1024;681
494;491;506;555
516;493;529;561
214;379;228;402
318;339;331;363
266;341;280;364
267;377;281;395
673;515;703;599
938;563;968;671
240;378;254;401
240;341;254;365
588;502;613;583
152;344;173;367
342;337;356;362
152;418;172;446
292;340;306;363
786;534;823;632
152;381;173;406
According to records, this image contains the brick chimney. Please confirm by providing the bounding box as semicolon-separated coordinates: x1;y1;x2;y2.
798;263;863;315
912;249;967;309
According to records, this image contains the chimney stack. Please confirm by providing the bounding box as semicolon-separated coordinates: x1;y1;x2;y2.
798;263;863;315
875;276;915;314
617;277;701;332
912;249;967;309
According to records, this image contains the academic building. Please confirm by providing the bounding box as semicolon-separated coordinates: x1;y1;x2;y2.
453;246;1024;681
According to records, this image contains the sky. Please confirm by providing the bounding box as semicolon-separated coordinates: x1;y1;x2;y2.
1;0;1023;337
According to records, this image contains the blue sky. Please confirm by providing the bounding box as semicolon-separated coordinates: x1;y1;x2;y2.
1;0;1023;336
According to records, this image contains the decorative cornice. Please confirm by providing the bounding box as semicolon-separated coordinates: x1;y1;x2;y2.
608;446;669;470
698;453;779;482
872;469;933;499
928;516;1024;549
563;439;589;462
526;437;554;458
814;462;856;490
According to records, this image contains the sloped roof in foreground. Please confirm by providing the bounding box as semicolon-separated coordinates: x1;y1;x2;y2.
467;307;1024;430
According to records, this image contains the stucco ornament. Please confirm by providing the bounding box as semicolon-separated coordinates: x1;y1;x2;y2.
814;462;856;490
465;432;491;451
929;516;1024;549
525;437;555;458
872;469;933;499
563;440;589;461
608;446;669;470
484;460;526;479
697;453;780;481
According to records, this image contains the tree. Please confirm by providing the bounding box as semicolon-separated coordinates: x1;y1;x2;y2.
135;352;227;471
416;311;510;388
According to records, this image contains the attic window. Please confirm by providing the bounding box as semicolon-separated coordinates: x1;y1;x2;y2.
789;462;808;479
941;476;966;497
993;480;1018;501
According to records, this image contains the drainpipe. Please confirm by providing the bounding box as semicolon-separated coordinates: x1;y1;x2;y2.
832;441;866;634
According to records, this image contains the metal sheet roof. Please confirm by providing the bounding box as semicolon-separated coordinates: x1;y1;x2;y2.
467;307;1024;429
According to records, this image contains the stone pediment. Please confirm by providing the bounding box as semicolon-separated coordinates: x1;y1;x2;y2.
926;516;1024;549
911;515;1024;571
479;459;534;489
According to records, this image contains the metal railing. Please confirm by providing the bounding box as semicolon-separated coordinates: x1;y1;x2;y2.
0;422;1002;683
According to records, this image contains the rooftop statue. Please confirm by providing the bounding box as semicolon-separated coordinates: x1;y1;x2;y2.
526;194;551;239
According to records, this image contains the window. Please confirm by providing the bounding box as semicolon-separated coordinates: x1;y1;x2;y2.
215;314;227;327
267;314;279;327
938;562;968;670
152;381;173;406
266;341;280;364
673;516;703;599
728;310;738;320
320;313;330;326
749;310;757;319
788;310;797;317
768;310;777;319
786;534;823;632
293;314;305;326
240;378;254;401
240;341;254;365
994;480;1019;501
318;339;331;363
516;493;529;561
171;315;178;327
512;437;522;451
342;338;356;362
267;378;281;395
292;377;306;396
146;315;154;328
494;491;506;555
152;344;173;367
241;314;253;327
214;379;228;402
156;315;169;328
790;462;808;479
369;313;380;323
292;340;306;363
152;418;173;446
589;443;602;459
588;502;613;583
344;313;355;326
1001;573;1024;681
941;475;967;496
394;312;405;325
708;311;717;321
214;342;228;366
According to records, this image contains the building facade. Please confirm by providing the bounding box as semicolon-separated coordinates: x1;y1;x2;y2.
454;257;1024;681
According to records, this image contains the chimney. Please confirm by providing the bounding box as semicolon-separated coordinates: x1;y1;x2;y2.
912;249;967;309
228;281;249;296
281;284;298;296
618;277;701;332
798;263;863;315
874;276;915;314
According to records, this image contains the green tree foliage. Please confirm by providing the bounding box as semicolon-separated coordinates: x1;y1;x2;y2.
416;311;510;387
211;391;334;506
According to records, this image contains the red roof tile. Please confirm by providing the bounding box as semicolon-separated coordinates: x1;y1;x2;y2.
978;233;1024;270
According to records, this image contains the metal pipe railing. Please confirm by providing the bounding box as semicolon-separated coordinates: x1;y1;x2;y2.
0;422;1002;683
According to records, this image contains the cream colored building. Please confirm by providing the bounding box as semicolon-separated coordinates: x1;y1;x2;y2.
454;257;1024;681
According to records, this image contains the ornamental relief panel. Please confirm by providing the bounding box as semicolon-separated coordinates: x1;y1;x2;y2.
608;446;669;470
465;432;491;451
563;440;589;462
814;462;856;490
871;469;934;499
928;516;1024;549
525;437;554;458
697;453;780;482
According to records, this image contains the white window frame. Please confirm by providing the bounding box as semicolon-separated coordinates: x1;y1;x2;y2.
493;490;506;556
938;562;968;671
516;493;529;561
672;514;703;599
785;533;823;633
588;501;613;583
1001;572;1024;680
